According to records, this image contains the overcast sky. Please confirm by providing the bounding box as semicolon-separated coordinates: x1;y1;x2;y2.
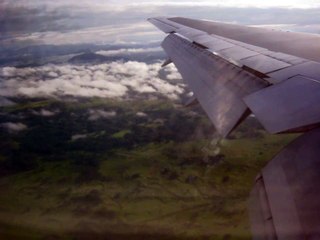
2;0;320;47
1;0;320;102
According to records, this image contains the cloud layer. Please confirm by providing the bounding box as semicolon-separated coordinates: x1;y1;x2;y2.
2;1;320;48
1;122;28;132
0;61;185;100
96;47;163;57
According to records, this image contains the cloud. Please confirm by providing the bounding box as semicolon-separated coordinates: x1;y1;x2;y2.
31;109;58;117
0;3;73;37
3;23;164;46
1;122;28;132
96;47;162;56
136;111;147;117
2;1;320;48
71;134;88;141
163;64;183;80
0;61;185;100
88;109;117;121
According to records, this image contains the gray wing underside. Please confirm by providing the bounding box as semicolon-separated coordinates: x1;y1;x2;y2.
148;17;320;137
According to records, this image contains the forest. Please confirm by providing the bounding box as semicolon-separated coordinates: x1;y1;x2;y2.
0;97;296;240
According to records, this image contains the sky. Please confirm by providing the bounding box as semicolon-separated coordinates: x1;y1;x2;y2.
2;0;320;47
1;0;320;103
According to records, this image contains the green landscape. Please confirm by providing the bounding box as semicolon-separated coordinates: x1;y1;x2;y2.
1;0;318;238
0;98;297;240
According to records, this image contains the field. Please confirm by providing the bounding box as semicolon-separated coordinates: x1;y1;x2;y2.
0;98;296;240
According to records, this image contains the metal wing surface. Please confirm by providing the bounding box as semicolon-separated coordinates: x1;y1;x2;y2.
148;17;320;136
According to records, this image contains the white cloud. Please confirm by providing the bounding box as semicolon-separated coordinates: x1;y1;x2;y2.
88;109;117;121
0;61;186;100
47;71;59;78
1;67;17;77
163;64;182;80
1;122;27;132
71;134;88;141
6;23;164;46
96;47;162;56
136;111;147;117
31;109;58;117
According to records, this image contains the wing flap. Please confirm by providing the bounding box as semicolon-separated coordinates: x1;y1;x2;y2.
244;75;320;133
218;46;258;61
241;54;291;74
268;61;320;83
162;33;267;137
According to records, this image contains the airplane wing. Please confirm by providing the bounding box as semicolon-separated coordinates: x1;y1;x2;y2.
149;17;320;239
148;17;320;137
